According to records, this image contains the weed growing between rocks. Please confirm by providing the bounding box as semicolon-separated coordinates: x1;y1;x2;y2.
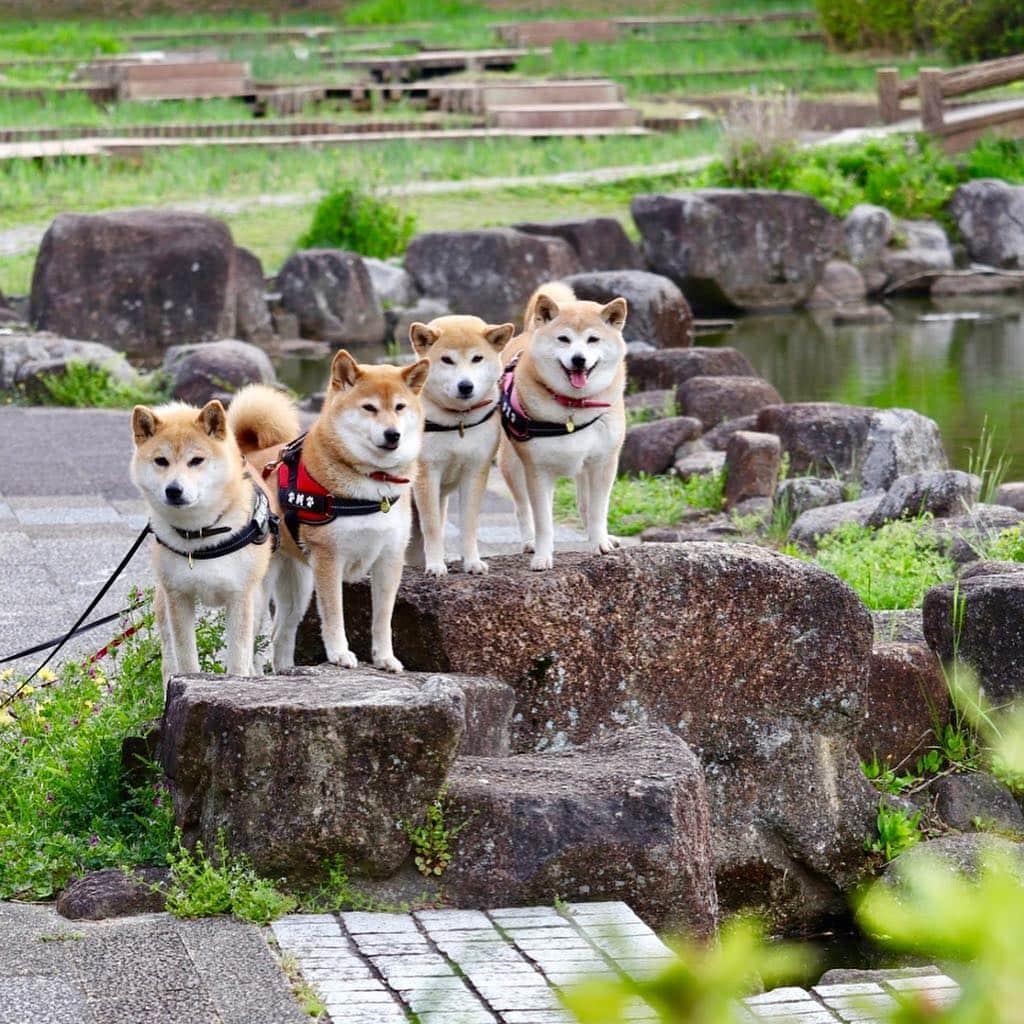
405;790;468;877
554;472;725;537
864;803;923;862
790;516;956;611
36;360;170;410
966;416;1011;505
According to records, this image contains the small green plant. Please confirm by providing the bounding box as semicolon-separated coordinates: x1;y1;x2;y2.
296;184;416;259
39;361;170;410
966;417;1010;506
280;953;327;1019
625;396;677;428
861;755;919;795
794;516;956;610
865;802;923;862
406;792;467;877
164;830;295;925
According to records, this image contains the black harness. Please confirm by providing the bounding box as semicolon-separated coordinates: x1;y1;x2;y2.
153;483;279;564
276;432;401;549
499;355;604;442
424;402;499;437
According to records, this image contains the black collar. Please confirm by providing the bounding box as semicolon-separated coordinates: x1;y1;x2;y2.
424;402;499;436
499;355;603;442
154;486;279;562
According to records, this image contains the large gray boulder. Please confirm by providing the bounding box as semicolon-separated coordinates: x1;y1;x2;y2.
627;346;755;391
403;228;579;325
948;179;1024;269
723;430;781;509
867;470;981;528
880;220;955;291
362;256;418;308
924;564;1024;703
631;189;840;311
680;375;783;430
163;339;278;406
884;835;1024;888
297;544;877;929
233;247;274;345
774;476;846;519
619;416;702;476
931;773;1024;834
444;728;718;935
788;496;883;549
844;203;895;268
563;270;693;349
514;217;642;272
276;250;387;345
756;403;948;494
161;671;468;882
29;210;245;352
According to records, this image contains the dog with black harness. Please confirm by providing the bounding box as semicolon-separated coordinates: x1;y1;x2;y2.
250;349;430;674
130;385;299;686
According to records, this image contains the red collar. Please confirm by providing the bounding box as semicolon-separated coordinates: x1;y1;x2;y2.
438;397;494;416
369;470;411;485
542;383;612;410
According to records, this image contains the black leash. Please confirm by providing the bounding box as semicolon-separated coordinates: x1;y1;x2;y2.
0;524;152;709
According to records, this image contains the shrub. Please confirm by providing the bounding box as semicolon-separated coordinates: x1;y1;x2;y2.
39;360;170;410
346;0;475;24
713;89;800;190
917;0;1024;61
296;185;416;259
815;0;919;51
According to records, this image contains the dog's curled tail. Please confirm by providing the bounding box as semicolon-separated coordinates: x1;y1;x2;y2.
522;280;576;327
227;384;301;454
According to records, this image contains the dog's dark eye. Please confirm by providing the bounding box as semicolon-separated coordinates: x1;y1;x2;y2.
188;456;204;467
586;335;600;344
441;356;455;365
395;403;406;412
557;335;571;344
154;456;169;467
362;403;378;414
471;354;484;363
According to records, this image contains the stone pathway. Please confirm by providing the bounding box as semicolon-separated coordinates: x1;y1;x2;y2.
272;902;673;1024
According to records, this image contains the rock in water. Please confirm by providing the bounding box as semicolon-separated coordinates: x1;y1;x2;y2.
298;544;877;928
444;727;718;935
632;189;840;311
161;671;467;881
30;210;242;351
948;179;1024;269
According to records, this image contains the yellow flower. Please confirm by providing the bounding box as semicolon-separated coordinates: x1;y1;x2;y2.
21;685;34;698
0;668;13;682
38;668;57;683
0;709;13;727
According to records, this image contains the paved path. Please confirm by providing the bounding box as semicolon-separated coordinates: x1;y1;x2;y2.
0;406;584;669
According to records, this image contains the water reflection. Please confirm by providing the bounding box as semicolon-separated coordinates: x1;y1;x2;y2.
706;295;1024;476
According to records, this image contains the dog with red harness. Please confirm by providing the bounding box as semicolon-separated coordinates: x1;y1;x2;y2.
249;349;430;673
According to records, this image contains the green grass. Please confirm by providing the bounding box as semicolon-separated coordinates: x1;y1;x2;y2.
791;517;956;610
554;471;725;537
0;592;175;900
36;361;170;409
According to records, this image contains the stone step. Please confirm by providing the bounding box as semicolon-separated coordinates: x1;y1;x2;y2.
481;78;623;107
487;102;641;129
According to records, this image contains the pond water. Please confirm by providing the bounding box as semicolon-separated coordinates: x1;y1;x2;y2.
703;294;1024;478
274;293;1024;479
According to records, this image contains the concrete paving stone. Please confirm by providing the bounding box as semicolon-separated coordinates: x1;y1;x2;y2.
315;979;394;996
886;975;959;991
565;901;644;921
15;505;122;526
375;955;453;977
500;1012;576;1024
279;937;354;952
574;922;659;938
747;1013;838;1024
0;977;95;1024
320;987;401;1004
747;988;817;1006
273;916;343;938
475;987;563;1011
0;531;48;567
322;1004;408;1024
503;926;584;941
175;918;310;1024
342;911;421;933
86;990;223;1024
416;909;494;929
358;939;432;956
416;1012;497;1024
65;927;201;996
813;984;884;998
822;994;897;1010
491;908;570;922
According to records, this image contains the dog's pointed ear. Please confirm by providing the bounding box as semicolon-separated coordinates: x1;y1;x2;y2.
132;405;159;445
484;323;515;351
197;400;228;439
402;358;431;395
600;297;628;330
409;322;440;354
533;292;560;325
330;349;361;391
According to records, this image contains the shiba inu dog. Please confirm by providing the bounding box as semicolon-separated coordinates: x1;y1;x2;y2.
247;351;429;674
130;385;299;685
408;315;515;576
498;281;628;571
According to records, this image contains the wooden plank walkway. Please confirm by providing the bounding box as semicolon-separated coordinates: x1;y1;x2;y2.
0;123;650;162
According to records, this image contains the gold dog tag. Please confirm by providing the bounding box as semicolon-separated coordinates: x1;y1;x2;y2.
566;417;576;433
188;552;194;570
380;497;391;514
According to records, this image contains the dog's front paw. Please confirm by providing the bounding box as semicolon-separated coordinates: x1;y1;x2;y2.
424;560;448;578
530;552;554;571
592;536;615;555
463;558;488;575
327;647;358;669
374;654;404;673
522;540;536;554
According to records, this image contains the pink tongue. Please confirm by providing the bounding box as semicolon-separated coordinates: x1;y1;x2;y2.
570;369;588;389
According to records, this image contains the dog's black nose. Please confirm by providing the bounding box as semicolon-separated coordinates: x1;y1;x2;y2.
457;379;474;398
383;428;401;447
164;483;184;504
571;353;588;370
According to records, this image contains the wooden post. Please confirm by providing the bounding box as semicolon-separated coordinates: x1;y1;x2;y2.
919;67;946;132
877;67;901;123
